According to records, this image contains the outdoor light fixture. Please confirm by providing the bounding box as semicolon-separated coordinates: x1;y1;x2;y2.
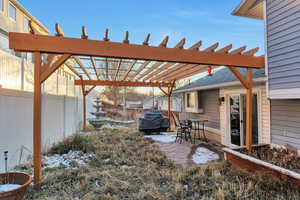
218;97;225;105
207;66;213;76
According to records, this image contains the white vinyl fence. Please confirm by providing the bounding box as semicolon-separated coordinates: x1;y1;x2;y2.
0;88;85;172
0;50;97;172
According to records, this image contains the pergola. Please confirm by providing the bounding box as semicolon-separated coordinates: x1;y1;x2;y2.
9;22;264;188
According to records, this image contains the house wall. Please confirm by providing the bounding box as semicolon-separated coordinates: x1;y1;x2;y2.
0;88;85;172
0;0;48;34
219;84;271;147
266;0;300;98
270;99;300;150
181;90;220;134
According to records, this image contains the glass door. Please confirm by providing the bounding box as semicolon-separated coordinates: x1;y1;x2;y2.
230;96;243;146
229;94;258;146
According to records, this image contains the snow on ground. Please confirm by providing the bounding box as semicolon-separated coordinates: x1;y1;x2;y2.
0;184;21;192
144;134;176;143
120;165;136;169
192;147;219;164
43;151;95;169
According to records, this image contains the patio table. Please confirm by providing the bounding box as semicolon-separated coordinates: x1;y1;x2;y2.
190;119;208;143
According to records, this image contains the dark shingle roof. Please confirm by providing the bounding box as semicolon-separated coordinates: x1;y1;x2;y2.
175;67;265;92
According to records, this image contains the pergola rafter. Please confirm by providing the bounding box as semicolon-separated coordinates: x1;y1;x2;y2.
9;22;265;189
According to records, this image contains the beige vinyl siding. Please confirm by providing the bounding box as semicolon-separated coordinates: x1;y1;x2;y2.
182;89;220;130
266;0;300;94
220;84;270;146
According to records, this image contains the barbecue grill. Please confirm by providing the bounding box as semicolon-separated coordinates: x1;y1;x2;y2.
138;110;169;134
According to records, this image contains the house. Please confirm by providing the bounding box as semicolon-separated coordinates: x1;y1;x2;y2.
232;0;300;150
174;67;270;146
143;94;183;113
0;0;91;172
143;96;158;110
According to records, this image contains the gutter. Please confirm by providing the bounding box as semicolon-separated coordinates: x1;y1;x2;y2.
174;77;266;93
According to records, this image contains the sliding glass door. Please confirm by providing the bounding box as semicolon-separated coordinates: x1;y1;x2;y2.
229;94;258;146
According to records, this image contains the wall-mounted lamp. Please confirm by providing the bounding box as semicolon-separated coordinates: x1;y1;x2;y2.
218;97;225;105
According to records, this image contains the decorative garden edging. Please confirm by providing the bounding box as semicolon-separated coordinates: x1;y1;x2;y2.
223;145;300;187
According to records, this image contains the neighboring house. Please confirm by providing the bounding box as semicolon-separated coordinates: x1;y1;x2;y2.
143;96;158;110
0;0;49;58
124;100;143;109
233;0;300;150
0;0;91;172
143;94;183;112
157;93;183;113
175;68;270;146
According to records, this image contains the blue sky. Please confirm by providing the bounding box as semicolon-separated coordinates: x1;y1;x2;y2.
19;0;264;54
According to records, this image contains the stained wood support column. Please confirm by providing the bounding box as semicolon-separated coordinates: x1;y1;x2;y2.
80;80;96;131
228;67;253;151
245;68;253;151
33;52;42;188
159;83;175;131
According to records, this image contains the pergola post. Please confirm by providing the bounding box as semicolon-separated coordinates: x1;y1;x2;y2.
245;68;253;151
80;81;96;131
159;83;175;130
228;67;253;151
83;92;87;131
33;51;42;188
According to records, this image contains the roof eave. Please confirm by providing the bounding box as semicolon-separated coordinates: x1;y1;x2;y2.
174;77;266;93
231;0;264;20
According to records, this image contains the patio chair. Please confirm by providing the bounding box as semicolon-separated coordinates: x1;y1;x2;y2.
175;120;192;144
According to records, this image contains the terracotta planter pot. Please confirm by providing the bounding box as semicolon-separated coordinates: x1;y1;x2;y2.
223;145;300;187
0;172;32;200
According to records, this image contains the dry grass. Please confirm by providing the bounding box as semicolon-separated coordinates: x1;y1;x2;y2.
24;128;300;200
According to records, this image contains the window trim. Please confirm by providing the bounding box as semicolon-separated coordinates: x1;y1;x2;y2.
8;2;17;21
0;0;4;13
185;91;204;113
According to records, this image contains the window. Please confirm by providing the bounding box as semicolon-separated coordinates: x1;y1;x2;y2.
0;0;3;12
9;3;16;21
0;32;9;52
186;92;196;108
24;17;30;32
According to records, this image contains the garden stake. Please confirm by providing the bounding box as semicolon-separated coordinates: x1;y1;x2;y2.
4;151;8;173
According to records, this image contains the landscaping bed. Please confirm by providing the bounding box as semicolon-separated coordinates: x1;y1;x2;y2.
224;144;300;188
18;128;300;199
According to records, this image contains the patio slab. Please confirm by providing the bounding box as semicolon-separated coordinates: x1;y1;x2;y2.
150;134;224;166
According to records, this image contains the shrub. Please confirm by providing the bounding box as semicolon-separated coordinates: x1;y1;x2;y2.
48;134;95;155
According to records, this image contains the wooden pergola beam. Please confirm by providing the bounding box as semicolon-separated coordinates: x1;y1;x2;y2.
9;33;264;68
137;62;164;81
130;61;151;80
90;57;100;79
154;63;192;81
74;57;92;80
163;65;208;81
129;36;170;81
149;41;205;81
74;80;173;87
105;58;109;79
144;62;177;81
114;59;122;80
122;60;137;81
41;54;72;83
142;38;187;81
65;62;81;78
